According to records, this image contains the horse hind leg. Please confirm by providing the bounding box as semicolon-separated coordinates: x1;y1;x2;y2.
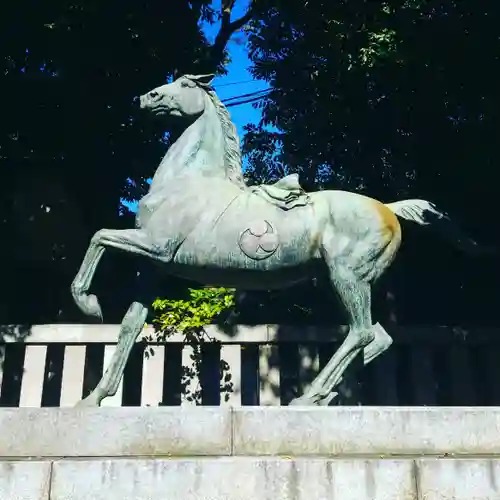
315;322;393;394
363;322;393;364
289;215;400;406
361;226;401;365
290;268;375;406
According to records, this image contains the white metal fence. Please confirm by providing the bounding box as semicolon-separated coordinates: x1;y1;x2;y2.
1;324;499;407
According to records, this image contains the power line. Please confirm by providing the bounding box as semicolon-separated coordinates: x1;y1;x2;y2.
222;88;271;104
225;94;270;108
215;79;262;88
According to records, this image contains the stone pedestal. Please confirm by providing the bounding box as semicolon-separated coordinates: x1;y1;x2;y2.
1;407;500;499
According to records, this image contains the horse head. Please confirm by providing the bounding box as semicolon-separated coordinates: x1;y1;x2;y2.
137;72;246;189
138;73;214;123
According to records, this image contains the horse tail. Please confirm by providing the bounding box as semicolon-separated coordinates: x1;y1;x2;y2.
385;199;496;256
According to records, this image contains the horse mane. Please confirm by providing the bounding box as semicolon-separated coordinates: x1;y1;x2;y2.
207;89;247;188
186;76;247;189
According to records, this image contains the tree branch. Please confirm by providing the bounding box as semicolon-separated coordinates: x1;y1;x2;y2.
190;1;256;74
208;0;255;71
220;0;237;31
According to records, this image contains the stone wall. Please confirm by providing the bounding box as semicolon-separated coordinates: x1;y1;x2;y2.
1;407;500;499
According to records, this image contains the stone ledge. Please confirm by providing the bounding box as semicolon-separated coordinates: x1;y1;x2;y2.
1;407;500;459
49;457;416;500
0;407;231;458
232;407;500;457
2;458;500;499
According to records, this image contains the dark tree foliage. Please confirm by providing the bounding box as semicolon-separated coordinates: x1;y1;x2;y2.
238;0;500;325
0;0;255;323
2;0;498;327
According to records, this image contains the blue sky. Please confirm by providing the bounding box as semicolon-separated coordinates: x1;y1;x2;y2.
122;1;265;213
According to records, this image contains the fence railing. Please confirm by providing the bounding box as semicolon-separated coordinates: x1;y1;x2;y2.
1;324;500;407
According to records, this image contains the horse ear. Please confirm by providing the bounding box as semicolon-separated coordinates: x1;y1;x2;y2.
192;74;215;86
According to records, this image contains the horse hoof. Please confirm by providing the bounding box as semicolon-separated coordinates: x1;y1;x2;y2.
74;397;100;408
288;396;319;406
75;293;103;321
86;294;103;321
288;392;338;406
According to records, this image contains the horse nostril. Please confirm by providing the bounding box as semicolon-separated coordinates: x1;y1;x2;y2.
149;91;159;100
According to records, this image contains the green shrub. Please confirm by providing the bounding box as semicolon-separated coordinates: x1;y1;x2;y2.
144;287;236;404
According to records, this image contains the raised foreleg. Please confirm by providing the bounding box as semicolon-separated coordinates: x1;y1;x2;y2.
71;228;164;319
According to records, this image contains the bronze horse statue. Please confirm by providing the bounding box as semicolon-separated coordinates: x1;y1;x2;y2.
71;73;486;406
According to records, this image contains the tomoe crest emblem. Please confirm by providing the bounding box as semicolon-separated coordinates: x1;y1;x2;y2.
238;220;279;260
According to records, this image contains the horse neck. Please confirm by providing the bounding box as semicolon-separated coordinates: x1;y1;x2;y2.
148;94;227;192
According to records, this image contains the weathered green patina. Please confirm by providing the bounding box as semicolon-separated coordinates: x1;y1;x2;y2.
71;74;487;407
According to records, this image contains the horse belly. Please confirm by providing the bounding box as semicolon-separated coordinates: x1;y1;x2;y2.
174;193;322;272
